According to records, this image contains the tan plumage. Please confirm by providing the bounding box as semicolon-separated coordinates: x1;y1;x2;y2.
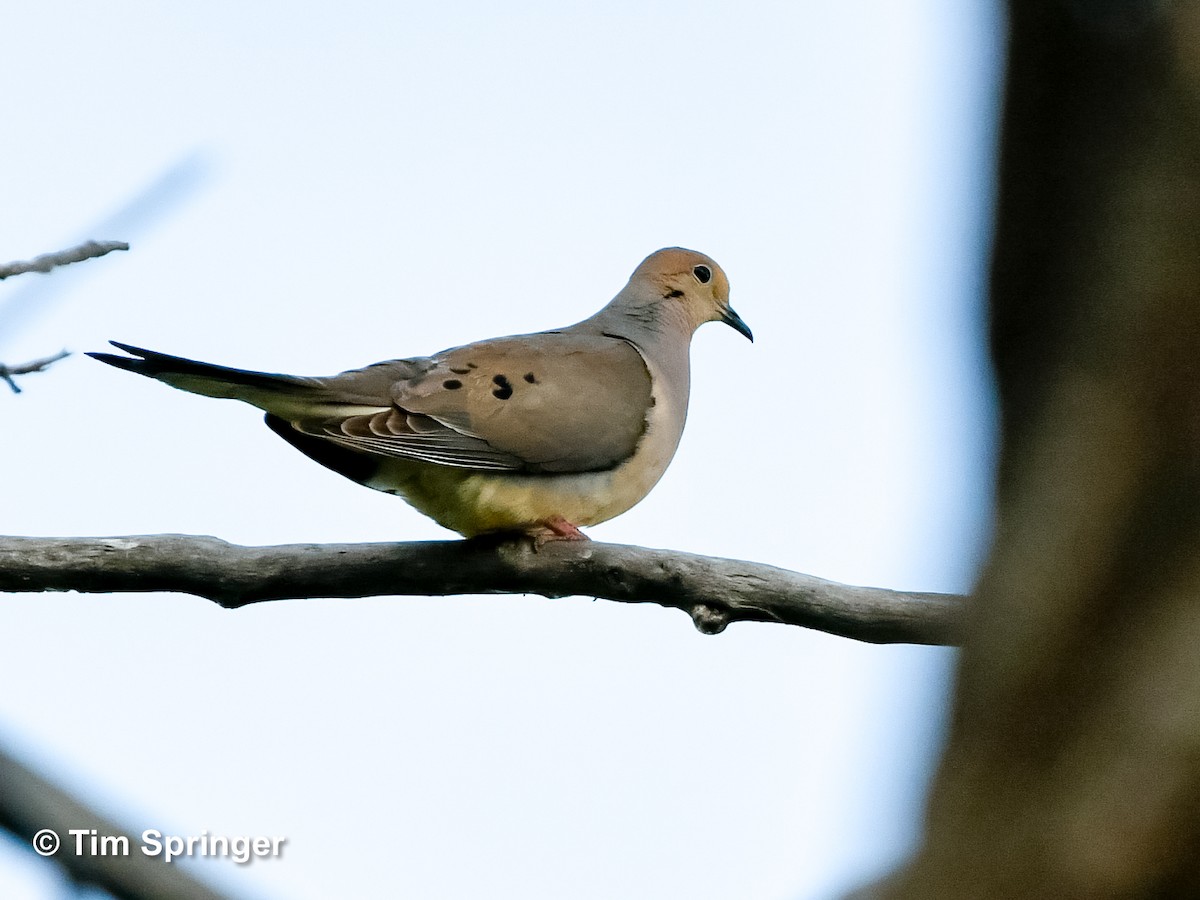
89;247;752;540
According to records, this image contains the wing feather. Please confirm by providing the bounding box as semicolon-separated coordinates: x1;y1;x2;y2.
276;331;653;474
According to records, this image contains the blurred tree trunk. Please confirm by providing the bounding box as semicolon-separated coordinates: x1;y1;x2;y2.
886;2;1200;897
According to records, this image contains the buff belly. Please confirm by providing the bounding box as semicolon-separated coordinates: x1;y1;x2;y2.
364;457;659;537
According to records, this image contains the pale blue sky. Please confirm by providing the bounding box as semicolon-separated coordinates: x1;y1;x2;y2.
1;3;1001;898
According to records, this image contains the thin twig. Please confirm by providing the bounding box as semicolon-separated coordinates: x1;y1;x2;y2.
0;350;70;393
0;535;964;644
0;240;129;280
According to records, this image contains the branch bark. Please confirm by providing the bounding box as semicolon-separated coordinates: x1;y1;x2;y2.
0;240;129;280
0;535;963;645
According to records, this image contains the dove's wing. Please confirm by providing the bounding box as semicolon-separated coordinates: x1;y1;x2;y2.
289;332;654;474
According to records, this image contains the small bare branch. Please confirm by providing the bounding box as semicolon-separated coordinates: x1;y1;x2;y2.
0;349;70;393
0;240;129;280
0;535;964;645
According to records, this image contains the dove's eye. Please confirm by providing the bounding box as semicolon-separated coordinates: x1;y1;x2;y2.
693;265;712;284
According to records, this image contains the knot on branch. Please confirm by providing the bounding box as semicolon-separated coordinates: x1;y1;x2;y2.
690;603;729;635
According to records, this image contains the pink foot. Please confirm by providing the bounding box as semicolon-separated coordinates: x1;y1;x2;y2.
530;516;590;549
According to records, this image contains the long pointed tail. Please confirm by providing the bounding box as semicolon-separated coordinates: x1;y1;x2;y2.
87;341;337;417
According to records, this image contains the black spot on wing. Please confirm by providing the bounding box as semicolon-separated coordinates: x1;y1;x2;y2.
523;372;537;384
492;374;513;400
443;379;463;389
449;366;470;375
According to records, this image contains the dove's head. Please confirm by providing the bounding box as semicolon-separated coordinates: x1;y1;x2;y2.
621;247;753;342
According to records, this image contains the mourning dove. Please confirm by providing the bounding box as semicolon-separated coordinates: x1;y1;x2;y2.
89;247;751;540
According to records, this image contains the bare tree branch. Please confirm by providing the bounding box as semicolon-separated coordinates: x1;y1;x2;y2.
0;746;237;900
0;239;127;391
0;349;70;393
0;240;129;280
0;535;963;644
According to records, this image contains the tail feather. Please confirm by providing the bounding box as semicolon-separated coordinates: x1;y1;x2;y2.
86;341;379;418
88;342;314;393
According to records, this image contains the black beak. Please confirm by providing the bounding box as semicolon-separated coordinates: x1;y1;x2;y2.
722;306;753;342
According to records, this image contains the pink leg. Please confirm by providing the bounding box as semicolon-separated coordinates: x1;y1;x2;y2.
530;515;590;548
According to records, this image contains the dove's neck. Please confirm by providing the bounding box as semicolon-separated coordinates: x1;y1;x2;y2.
581;284;695;346
576;296;693;426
